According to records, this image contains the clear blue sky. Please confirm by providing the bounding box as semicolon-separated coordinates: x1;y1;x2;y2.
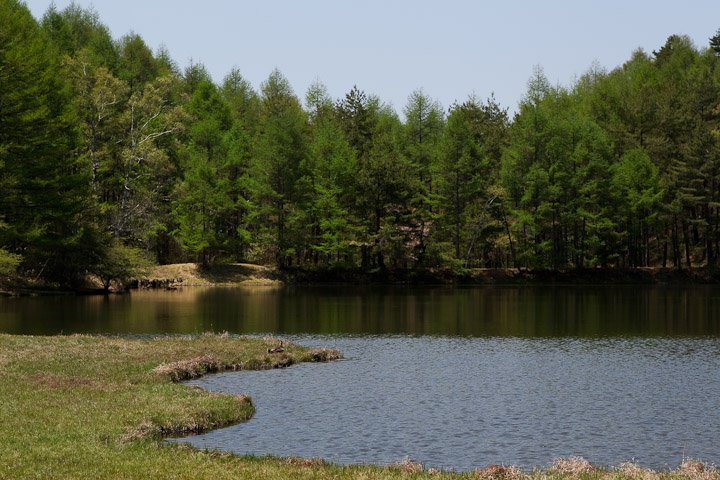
23;0;720;116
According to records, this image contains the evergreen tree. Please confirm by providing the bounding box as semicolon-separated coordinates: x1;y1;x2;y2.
401;89;444;266
356;109;413;270
503;73;616;269
221;67;260;130
172;80;249;265
335;86;377;161
711;28;720;56
439;95;509;265
155;44;179;77
183;60;213;94
252;70;310;266
612;149;664;266
116;32;158;92
0;0;99;282
40;2;118;69
304;81;358;265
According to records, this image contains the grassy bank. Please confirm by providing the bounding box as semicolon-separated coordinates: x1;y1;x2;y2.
1;333;717;479
138;263;284;287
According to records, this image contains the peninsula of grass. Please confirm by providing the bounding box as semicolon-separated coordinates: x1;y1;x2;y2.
1;333;717;479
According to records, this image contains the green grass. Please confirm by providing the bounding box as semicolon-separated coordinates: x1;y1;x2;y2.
0;333;717;479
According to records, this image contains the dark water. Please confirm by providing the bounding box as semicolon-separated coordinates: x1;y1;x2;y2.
2;285;720;470
2;285;720;336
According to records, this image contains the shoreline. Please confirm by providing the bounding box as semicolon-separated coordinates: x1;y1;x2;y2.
132;263;720;290
1;333;718;478
3;263;719;296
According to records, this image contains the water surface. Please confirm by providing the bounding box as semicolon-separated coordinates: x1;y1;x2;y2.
174;334;720;471
2;285;720;470
2;285;720;336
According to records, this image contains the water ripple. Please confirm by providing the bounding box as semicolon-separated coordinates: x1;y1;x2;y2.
171;335;720;471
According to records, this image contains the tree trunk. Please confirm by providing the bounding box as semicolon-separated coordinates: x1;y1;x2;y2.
672;216;682;268
501;206;517;268
454;172;461;259
682;218;692;268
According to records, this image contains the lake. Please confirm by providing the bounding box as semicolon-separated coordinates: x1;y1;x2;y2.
2;285;720;470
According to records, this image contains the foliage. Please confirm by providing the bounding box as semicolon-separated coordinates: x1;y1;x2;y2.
0;0;101;282
0;248;22;276
92;241;153;290
5;1;720;284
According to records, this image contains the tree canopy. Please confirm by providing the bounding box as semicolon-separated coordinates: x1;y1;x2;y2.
3;0;720;285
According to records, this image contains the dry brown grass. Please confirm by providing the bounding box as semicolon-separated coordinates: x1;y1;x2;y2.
615;461;662;480
394;456;425;474
474;464;525;479
143;262;283;286
152;355;223;381
148;336;341;382
307;347;343;362
677;458;718;480
286;457;328;467
28;371;99;389
550;457;597;475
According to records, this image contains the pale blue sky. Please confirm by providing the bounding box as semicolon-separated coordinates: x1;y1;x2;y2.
24;0;720;116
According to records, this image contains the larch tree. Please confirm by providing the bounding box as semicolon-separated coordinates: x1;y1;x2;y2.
439;95;509;265
305;80;358;265
0;0;100;281
252;69;311;266
401;88;444;267
172;80;234;265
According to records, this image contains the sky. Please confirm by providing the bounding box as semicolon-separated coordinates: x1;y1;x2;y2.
23;0;720;117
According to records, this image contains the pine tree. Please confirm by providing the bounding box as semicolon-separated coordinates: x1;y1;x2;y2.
401;89;444;267
710;28;720;56
0;0;99;282
252;70;311;267
439;95;508;264
304;81;358;265
172;81;234;265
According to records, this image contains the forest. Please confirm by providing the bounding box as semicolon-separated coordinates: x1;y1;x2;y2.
2;0;720;286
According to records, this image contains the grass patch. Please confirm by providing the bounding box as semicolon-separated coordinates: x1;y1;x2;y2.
0;333;717;479
141;263;283;286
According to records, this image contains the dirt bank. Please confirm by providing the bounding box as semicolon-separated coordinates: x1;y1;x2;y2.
133;264;720;287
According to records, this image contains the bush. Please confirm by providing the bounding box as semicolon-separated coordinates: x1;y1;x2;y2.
93;242;153;291
0;247;22;275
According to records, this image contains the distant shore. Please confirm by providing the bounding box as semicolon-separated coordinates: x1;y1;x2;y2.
2;263;718;296
132;263;720;289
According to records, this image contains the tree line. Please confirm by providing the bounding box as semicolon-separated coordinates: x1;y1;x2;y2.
2;0;720;286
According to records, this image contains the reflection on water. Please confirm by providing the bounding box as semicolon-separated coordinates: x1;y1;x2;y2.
1;285;720;336
2;285;720;470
